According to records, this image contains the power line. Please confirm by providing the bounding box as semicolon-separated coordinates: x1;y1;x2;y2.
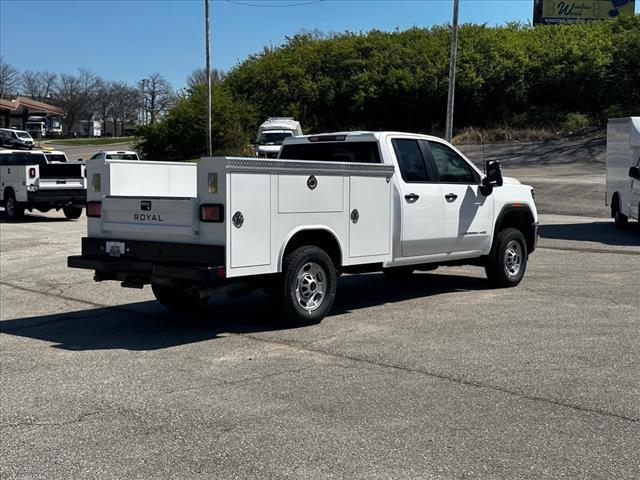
225;0;324;8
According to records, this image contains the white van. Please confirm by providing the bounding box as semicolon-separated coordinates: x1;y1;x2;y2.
606;117;640;227
254;117;302;159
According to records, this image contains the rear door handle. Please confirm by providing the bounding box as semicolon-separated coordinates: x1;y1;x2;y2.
445;193;458;202
404;193;420;201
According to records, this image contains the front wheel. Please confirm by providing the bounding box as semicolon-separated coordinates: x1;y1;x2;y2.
613;207;628;228
63;206;83;220
485;228;528;288
277;245;337;326
151;284;210;312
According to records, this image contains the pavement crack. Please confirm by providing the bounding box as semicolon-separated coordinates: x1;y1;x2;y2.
0;410;105;430
238;333;640;424
163;365;317;396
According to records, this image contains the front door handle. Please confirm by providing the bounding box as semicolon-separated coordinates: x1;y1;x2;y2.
404;193;420;202
445;193;458;202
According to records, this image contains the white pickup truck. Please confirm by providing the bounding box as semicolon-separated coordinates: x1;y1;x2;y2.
1;149;86;220
68;132;538;325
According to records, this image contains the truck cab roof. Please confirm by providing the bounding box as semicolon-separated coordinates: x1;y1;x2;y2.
283;131;447;144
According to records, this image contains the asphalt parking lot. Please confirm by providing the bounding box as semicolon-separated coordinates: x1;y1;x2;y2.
1;139;639;479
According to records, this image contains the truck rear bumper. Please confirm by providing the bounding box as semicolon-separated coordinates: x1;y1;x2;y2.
68;237;225;283
27;188;86;205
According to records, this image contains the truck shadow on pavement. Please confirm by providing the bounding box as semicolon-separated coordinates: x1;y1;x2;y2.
539;221;640;247
0;212;70;223
0;272;488;351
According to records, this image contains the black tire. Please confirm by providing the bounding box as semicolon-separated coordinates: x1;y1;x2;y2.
612;196;628;228
63;206;83;220
485;227;528;288
4;192;25;221
382;266;414;281
151;284;210;312
276;245;337;326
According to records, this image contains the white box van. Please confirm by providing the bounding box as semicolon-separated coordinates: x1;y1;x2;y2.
606;117;640;227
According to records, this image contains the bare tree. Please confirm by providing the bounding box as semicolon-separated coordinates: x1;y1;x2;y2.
20;71;57;101
111;83;140;136
143;73;175;123
94;80;114;135
0;56;20;98
186;67;224;91
52;69;99;135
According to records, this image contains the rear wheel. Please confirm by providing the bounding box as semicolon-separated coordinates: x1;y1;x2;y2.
612;196;628;228
4;192;25;221
485;228;528;288
151;284;210;312
63;206;83;220
276;245;337;326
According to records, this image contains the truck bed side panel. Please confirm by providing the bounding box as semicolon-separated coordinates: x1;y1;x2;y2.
349;176;391;257
229;173;271;268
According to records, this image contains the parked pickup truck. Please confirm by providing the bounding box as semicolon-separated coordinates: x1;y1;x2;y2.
1;149;86;220
606;117;640;227
68;132;538;325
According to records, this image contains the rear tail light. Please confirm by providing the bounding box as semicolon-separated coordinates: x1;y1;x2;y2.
200;204;224;222
86;201;102;218
29;167;36;178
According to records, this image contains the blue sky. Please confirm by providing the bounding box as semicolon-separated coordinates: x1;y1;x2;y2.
1;0;637;89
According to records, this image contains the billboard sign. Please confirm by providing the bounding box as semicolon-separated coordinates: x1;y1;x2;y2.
533;0;635;25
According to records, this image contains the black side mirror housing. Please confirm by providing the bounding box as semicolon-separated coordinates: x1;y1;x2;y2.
629;166;640;180
480;160;503;195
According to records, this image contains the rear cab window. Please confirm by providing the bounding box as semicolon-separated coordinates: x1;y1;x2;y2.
105;154;139;160
391;139;431;182
280;141;381;164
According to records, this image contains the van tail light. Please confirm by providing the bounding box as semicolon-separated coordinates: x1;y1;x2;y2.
29;167;36;178
86;201;102;218
200;204;224;222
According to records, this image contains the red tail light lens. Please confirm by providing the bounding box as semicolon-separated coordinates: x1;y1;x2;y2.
29;167;36;178
86;201;102;218
200;204;224;222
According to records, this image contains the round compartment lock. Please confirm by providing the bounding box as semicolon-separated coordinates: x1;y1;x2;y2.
232;211;244;228
307;175;318;190
350;209;359;224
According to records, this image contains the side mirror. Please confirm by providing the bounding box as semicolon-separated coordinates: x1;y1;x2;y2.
480;160;503;195
249;139;257;146
629;166;640;180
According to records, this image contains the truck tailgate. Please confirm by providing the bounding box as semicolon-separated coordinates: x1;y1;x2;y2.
101;196;198;240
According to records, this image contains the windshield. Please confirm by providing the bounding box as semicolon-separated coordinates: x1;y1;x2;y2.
45;154;67;163
16;131;33;139
280;141;381;163
259;132;293;145
106;154;139;160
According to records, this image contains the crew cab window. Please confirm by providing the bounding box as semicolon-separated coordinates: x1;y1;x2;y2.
280;142;380;163
428;141;477;184
392;139;430;182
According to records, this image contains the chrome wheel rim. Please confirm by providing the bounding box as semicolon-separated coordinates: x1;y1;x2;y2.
295;262;326;312
504;240;523;278
6;197;15;217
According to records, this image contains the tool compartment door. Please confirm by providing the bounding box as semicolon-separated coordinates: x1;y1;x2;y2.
348;175;391;258
228;172;271;269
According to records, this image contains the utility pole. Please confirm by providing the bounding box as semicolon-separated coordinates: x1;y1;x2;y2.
205;0;213;156
445;0;459;143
